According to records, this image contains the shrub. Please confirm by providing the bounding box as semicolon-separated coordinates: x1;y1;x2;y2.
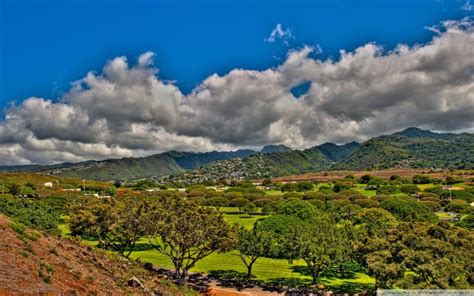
376;185;400;195
400;184;420;195
0;198;59;233
413;175;431;184
354;199;379;208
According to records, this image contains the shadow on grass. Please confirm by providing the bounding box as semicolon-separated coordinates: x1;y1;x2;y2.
289;264;374;294
208;269;258;290
291;263;362;280
208;269;249;280
130;242;155;252
323;282;375;294
266;277;310;288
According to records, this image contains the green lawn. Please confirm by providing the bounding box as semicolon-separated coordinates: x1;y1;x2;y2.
354;184;377;197
129;244;373;288
418;183;436;190
59;208;375;290
264;189;282;195
436;212;455;220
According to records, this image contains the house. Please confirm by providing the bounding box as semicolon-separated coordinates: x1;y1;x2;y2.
43;182;54;187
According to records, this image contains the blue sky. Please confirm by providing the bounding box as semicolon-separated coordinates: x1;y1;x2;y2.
0;0;473;164
0;0;471;107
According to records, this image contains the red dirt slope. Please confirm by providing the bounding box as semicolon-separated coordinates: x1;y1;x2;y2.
0;214;179;295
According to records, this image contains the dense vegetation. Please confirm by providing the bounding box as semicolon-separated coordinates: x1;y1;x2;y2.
2;171;473;293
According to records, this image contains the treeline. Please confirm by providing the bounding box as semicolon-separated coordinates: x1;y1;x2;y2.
66;190;474;289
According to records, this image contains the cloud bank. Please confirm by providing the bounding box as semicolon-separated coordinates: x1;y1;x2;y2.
1;19;473;165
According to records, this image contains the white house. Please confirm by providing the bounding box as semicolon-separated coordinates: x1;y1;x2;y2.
43;182;53;187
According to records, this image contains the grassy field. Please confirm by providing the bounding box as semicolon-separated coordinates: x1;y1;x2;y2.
59;209;374;290
217;207;268;229
354;184;377;196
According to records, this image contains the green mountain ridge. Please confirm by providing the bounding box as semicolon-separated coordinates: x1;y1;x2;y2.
334;132;474;170
1;127;472;181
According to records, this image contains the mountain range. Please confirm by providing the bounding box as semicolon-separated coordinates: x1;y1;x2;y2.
1;127;472;181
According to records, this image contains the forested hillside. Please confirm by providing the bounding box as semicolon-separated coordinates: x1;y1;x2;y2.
1;128;473;181
335;131;474;170
315;141;360;161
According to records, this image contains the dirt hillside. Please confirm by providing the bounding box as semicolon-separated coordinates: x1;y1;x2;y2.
0;214;181;295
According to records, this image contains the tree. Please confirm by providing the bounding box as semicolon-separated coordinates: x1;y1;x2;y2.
113;180;122;188
455;214;474;230
18;185;37;198
354;208;397;238
359;174;374;184
297;181;314;192
275;198;318;221
444;199;471;220
400;184;420;195
69;198;152;257
243;202;257;215
365;178;386;190
148;197;237;285
296;215;354;285
445;175;463;185
258;214;307;264
230;197;249;212
204;197;228;211
333;180;353;192
109;198;154;257
236;223;274;278
360;222;474;289
380;197;438;223
281;183;298;192
412;175;431;184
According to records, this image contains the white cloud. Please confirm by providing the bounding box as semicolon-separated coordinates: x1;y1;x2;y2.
461;1;473;11
265;23;293;45
0;19;473;165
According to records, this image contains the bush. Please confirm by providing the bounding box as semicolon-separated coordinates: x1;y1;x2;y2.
282;192;302;199
354;199;379;208
455;214;474;230
0;198;59;233
420;201;441;212
254;198;274;208
413;175;431;184
333;180;353;192
229;198;249;212
376;185;400;195
444;199;470;214
302;191;325;200
400;184;420;195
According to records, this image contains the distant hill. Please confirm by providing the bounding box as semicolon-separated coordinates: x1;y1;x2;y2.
315;142;360;162
170;150;255;169
260;144;292;154
1;127;472;181
184;148;333;180
0;149;256;181
335;128;474;170
392;127;455;140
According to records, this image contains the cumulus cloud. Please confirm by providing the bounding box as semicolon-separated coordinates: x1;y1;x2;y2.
265;23;293;45
462;1;473;11
0;18;473;165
